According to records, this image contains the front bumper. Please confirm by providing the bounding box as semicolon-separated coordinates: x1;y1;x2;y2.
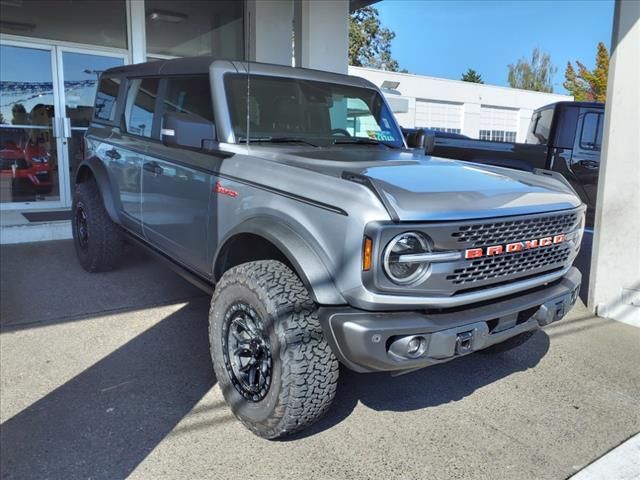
319;267;581;373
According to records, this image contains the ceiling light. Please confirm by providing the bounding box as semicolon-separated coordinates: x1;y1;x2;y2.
381;80;400;90
147;10;188;23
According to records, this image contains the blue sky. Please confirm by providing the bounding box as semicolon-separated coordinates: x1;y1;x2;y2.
375;0;614;94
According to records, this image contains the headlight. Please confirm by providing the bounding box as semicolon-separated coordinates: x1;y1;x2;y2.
571;212;586;250
383;232;431;285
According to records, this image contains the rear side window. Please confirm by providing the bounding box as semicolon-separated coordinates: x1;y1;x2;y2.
94;76;121;122
125;77;160;138
579;112;603;151
528;108;553;145
160;76;214;122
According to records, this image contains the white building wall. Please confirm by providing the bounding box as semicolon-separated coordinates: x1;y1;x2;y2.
294;0;349;74
415;100;464;133
349;66;572;142
588;0;640;325
246;0;294;66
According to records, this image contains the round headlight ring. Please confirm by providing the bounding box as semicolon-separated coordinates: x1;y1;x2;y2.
383;231;431;285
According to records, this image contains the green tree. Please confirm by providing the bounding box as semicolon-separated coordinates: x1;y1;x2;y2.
507;48;556;93
349;6;404;72
461;68;484;84
563;42;609;102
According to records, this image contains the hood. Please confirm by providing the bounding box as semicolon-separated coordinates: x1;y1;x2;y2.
253;146;582;221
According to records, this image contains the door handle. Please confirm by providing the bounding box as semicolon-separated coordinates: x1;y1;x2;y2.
63;117;72;139
143;161;163;175
577;160;599;170
105;148;121;160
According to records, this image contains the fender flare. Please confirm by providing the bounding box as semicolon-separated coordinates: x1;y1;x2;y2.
75;157;123;225
214;217;346;306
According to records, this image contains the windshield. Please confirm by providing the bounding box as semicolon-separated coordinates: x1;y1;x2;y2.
224;74;404;148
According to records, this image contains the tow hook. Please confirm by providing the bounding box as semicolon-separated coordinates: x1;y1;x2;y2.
455;331;474;355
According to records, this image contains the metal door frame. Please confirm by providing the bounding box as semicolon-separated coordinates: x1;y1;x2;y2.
0;35;128;210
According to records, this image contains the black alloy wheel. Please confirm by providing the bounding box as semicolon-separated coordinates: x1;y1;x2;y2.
74;202;89;252
222;302;273;402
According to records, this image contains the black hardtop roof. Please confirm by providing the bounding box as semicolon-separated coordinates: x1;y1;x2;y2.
535;101;605;113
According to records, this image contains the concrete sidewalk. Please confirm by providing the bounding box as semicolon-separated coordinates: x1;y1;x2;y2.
1;240;639;479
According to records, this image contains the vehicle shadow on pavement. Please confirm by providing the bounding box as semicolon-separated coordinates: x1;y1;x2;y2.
0;240;205;332
0;299;216;480
288;330;550;440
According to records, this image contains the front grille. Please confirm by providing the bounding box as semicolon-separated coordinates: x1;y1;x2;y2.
446;243;571;285
451;212;579;247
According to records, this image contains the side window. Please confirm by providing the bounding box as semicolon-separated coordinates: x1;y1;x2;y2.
579;112;603;151
94;76;121;122
160;76;214;122
531;108;553;145
526;113;540;144
124;77;160;138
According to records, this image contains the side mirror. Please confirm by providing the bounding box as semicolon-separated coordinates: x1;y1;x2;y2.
161;111;216;149
424;131;436;155
405;128;426;149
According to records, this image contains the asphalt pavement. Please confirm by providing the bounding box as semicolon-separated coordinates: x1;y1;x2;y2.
1;240;638;480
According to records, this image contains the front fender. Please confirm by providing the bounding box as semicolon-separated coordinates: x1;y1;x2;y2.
215;217;346;306
75;157;122;225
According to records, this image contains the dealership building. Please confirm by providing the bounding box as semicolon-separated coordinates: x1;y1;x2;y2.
351;66;571;142
0;0;637;323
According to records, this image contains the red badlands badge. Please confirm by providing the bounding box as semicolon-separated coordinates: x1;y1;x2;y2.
214;181;238;198
465;234;566;259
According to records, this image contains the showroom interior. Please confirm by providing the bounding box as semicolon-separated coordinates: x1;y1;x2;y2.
0;0;637;325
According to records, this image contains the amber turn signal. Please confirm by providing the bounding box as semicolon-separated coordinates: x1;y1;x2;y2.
362;236;373;271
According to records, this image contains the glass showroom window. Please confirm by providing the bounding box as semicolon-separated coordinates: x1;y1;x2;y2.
479;130;491;141
146;0;243;58
428;127;461;134
0;0;126;49
505;131;517;142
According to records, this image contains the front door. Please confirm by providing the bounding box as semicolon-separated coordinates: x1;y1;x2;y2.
0;39;125;210
139;75;218;275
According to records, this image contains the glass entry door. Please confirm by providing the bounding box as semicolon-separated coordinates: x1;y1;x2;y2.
0;39;125;209
0;43;60;206
58;49;125;199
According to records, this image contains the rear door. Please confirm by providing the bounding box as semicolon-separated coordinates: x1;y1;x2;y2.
140;75;218;275
95;75;155;235
570;108;603;207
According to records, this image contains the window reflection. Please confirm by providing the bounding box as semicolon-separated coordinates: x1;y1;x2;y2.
0;45;58;203
146;0;243;58
0;0;126;49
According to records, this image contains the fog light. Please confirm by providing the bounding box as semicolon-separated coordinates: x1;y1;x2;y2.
406;336;426;357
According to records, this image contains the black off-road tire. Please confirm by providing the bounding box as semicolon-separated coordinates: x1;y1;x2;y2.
479;330;536;354
209;260;339;439
72;179;123;272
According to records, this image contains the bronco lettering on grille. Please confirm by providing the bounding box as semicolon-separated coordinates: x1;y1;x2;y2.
464;234;566;260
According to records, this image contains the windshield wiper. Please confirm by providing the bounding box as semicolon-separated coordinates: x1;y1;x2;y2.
238;136;319;147
332;137;396;149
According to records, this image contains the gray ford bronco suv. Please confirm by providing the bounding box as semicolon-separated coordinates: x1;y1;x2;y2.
73;57;584;439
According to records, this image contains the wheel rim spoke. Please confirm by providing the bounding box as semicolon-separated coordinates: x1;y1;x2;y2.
223;302;272;401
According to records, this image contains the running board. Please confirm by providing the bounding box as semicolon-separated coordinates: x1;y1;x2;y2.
124;231;214;295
